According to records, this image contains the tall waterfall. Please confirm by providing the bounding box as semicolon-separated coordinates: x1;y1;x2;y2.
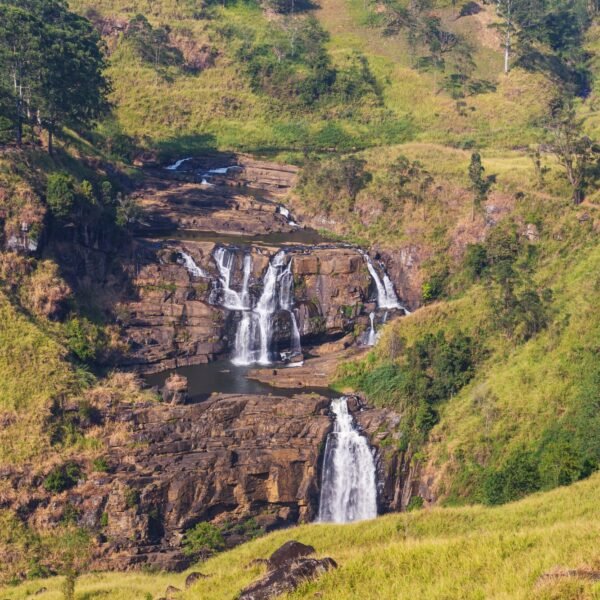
279;260;302;357
254;251;286;365
362;252;407;312
210;248;301;366
318;397;378;523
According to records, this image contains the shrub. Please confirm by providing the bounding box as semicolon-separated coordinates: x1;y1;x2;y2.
124;487;140;509
43;463;82;493
92;457;110;473
182;522;225;559
481;450;541;505
46;173;76;219
65;317;105;362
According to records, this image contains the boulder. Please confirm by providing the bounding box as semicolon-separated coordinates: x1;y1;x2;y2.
162;374;188;404
267;541;315;570
185;571;209;588
238;557;337;600
165;585;182;598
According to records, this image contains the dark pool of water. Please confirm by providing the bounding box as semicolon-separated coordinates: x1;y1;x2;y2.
144;359;334;402
153;227;332;247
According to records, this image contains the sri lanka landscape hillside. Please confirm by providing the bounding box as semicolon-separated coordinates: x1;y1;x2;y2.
0;0;599;598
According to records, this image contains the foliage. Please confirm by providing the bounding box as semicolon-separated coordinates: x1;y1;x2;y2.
46;173;76;220
543;98;599;204
42;525;92;600
65;316;106;362
124;487;140;509
468;152;495;220
124;14;184;70
343;330;477;447
43;462;82;493
297;155;372;213
0;0;110;152
182;522;225;559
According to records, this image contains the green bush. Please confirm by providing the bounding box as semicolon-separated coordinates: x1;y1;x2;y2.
124;487;140;509
47;173;76;219
182;522;225;558
92;457;110;473
65;317;105;363
43;462;82;493
481;450;541;505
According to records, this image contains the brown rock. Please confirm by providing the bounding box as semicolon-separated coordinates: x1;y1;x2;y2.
165;585;182;598
267;541;315;570
185;571;209;587
162;373;188;404
238;557;337;600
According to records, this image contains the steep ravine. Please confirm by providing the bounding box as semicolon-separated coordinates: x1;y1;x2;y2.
3;157;418;571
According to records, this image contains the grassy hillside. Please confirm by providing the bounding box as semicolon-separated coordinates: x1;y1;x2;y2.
337;191;600;505
4;472;600;599
66;0;556;158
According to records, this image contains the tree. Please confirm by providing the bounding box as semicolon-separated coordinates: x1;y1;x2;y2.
36;3;110;154
0;0;110;153
544;99;598;204
47;172;75;219
182;522;224;560
0;4;43;144
468;152;495;220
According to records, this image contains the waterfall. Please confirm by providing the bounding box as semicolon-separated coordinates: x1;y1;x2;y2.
179;251;207;278
165;157;192;171
362;252;407;312
213;247;251;310
367;312;377;346
255;251;286;365
226;250;302;366
277;205;299;228
318;398;378;523
233;312;259;366
279;260;302;357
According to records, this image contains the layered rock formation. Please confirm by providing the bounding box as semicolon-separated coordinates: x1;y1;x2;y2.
118;240;375;372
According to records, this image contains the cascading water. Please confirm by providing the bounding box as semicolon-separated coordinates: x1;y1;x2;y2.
165;157;192;171
211;249;301;366
366;312;377;346
279;260;302;357
318;397;378;523
254;251;286;365
179;251;208;278
214;247;251;310
362;252;407;312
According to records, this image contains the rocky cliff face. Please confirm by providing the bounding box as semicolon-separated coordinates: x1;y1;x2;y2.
2;393;407;571
117;240;375;372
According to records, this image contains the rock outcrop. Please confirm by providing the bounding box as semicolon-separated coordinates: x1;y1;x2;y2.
117;241;376;372
238;541;337;600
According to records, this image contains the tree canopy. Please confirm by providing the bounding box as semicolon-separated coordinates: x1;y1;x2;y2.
0;0;110;152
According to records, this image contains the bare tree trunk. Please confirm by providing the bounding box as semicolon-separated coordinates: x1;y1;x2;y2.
504;28;510;74
48;128;53;156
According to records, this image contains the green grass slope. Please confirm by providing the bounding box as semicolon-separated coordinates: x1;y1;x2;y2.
67;0;553;157
4;472;600;599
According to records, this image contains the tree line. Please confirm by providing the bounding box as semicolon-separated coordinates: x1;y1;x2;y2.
0;0;109;154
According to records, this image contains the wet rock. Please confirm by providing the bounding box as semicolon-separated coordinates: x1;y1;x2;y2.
267;541;315;570
238;557;337;600
185;572;209;587
162;373;188;404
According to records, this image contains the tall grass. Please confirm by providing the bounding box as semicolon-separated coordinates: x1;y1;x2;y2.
3;473;600;599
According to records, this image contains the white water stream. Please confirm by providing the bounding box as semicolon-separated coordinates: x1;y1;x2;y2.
318;397;378;523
